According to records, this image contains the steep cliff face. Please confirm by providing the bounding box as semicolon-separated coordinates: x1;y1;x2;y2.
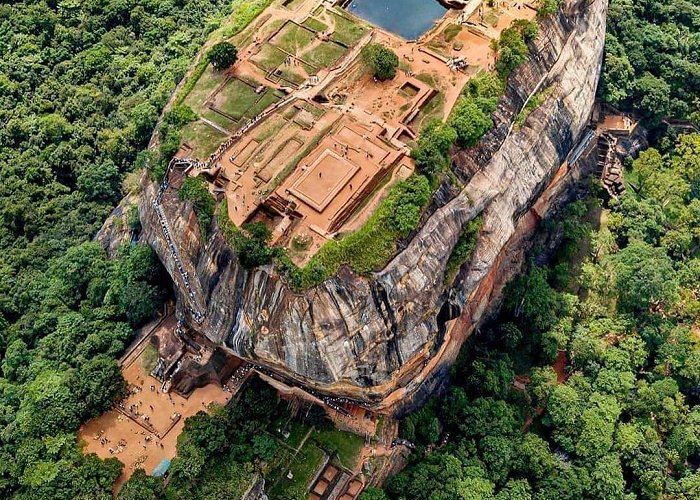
140;0;608;409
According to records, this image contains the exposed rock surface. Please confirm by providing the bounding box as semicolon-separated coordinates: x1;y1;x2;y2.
96;193;138;257
139;0;608;410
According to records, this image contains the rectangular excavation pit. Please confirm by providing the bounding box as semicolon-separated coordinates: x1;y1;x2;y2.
232;140;261;168
336;126;389;164
257;139;304;183
400;81;421;98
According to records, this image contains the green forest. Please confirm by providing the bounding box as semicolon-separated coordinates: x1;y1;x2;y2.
371;134;700;499
601;0;700;123
0;1;234;498
0;0;698;499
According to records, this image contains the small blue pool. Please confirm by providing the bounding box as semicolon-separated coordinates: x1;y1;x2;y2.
347;0;447;40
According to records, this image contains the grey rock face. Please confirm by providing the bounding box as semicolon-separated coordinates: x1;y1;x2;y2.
140;0;608;408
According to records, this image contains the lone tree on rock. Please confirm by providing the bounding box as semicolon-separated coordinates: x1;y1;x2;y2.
362;43;399;81
208;41;238;70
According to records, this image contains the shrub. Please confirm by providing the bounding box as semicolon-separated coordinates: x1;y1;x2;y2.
537;0;561;18
179;176;215;237
465;72;505;113
445;216;483;284
361;43;399;81
164;105;198;128
234;223;275;269
218;208;275;270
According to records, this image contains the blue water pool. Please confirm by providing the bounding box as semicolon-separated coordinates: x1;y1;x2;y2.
347;0;447;40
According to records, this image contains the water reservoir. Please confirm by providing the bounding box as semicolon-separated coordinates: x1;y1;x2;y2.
346;0;447;40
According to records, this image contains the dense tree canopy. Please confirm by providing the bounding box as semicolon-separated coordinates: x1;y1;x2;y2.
602;0;700;123
0;0;233;497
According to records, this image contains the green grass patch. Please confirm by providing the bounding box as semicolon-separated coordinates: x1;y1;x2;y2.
283;0;306;10
215;79;260;119
272;22;316;55
443;24;462;42
412;92;445;133
182;64;227;113
330;12;367;47
219;0;275;39
375;415;385;437
415;72;436;87
303;17;328;33
269;418;311;451
180;120;226;158
201;107;237;130
302;41;346;68
304;103;325;119
140;344;160;373
255;115;288;142
175;0;273;106
267;443;325;498
277;66;307;85
245;89;282;118
312;429;364;469
253;44;288;71
484;10;500;27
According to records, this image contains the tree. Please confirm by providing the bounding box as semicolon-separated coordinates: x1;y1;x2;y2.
495;479;532;500
529;366;558;407
77;160;121;202
610;241;679;312
504;267;563;334
631;73;671;120
359;487;389;500
181;410;228;455
76;355;126;419
361;43;399;81
589;454;625;500
208;42;238;70
537;0;560;17
449;97;493;148
118;469;164;500
513;434;555;481
456;476;496;499
480;435;514;485
574;393;621;460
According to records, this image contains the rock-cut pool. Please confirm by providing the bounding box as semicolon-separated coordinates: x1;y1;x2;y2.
346;0;447;40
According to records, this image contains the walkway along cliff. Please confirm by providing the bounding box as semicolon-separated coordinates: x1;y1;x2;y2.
139;0;608;413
